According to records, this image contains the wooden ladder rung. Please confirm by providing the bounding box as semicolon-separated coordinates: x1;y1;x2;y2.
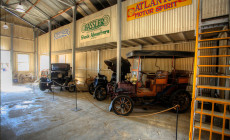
199;29;230;35
197;85;230;90
194;122;230;136
198;75;230;78
198;55;230;58
195;109;230;119
198;65;230;67
198;45;230;49
199;37;230;42
196;96;230;104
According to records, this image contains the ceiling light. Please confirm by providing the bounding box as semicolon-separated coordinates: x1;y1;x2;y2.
3;23;9;30
16;3;25;13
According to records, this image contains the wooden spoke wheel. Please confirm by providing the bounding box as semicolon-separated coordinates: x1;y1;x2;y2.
94;85;107;101
88;83;95;95
112;95;134;116
170;89;191;113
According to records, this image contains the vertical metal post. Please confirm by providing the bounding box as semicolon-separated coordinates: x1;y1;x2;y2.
98;50;100;73
10;24;14;82
72;6;76;81
85;52;87;79
71;4;80;112
176;106;179;140
48;20;52;78
36;30;39;79
33;29;37;80
116;0;122;83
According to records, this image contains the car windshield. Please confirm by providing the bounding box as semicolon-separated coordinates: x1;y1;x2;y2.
51;64;69;71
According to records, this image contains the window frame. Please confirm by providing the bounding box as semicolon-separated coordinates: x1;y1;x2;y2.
17;53;30;72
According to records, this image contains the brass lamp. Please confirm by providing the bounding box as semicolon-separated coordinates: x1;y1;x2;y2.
130;74;138;85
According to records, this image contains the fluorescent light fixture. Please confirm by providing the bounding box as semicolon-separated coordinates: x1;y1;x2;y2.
16;3;25;13
3;23;9;29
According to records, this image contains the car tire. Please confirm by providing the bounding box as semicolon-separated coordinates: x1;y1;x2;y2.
88;83;95;95
39;78;48;91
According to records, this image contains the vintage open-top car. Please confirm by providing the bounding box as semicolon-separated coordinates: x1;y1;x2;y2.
39;63;75;92
109;50;194;116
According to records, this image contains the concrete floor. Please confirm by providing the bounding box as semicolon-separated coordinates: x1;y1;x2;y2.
0;84;203;140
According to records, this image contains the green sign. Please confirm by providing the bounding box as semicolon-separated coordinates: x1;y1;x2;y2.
80;15;110;43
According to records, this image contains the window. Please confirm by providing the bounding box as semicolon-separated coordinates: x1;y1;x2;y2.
40;55;49;71
17;54;29;71
59;54;66;63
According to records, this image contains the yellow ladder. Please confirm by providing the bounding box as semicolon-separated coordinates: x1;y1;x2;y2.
189;0;230;140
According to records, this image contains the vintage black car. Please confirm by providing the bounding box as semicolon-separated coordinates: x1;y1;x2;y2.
39;63;75;92
89;57;131;101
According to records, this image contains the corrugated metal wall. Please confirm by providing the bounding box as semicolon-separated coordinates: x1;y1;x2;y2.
122;0;197;40
0;22;35;77
76;6;117;48
52;23;73;52
38;0;229;51
36;0;228;83
38;33;49;54
1;36;11;50
202;0;229;19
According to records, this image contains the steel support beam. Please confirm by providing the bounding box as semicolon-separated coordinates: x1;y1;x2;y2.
34;29;37;80
57;0;72;7
48;20;51;78
72;6;76;80
38;0;84;27
22;0;41;18
1;6;45;33
98;50;100;73
26;0;61;27
180;32;188;41
164;34;174;42
116;0;121;83
10;24;14;82
150;36;162;44
36;30;39;80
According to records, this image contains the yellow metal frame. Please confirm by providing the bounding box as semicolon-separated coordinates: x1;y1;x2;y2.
189;0;201;138
198;65;230;67
198;45;230;50
194;97;230;139
198;75;230;79
189;0;230;139
198;55;230;58
199;29;230;35
199;37;230;42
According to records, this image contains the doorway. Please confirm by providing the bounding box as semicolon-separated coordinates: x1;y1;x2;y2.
1;51;12;89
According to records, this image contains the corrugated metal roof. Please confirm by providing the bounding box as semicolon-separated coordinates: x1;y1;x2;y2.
1;0;124;33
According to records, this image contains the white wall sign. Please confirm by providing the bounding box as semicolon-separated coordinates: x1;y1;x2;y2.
80;15;110;43
54;28;70;40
